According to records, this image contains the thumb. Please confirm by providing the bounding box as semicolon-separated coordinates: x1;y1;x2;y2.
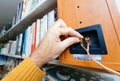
60;37;80;50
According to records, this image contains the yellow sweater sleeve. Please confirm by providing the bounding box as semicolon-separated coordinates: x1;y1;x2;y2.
1;57;46;81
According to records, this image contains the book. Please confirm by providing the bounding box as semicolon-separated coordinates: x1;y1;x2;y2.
36;19;41;47
31;22;37;53
22;29;27;58
19;0;24;21
29;0;39;11
40;17;44;39
16;0;23;23
26;26;32;57
15;2;21;24
40;14;48;40
9;41;17;55
16;33;23;55
21;0;28;19
47;10;55;29
43;14;48;37
0;56;7;65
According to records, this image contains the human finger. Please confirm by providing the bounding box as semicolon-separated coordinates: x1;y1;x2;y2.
52;19;67;28
60;37;80;51
60;27;83;39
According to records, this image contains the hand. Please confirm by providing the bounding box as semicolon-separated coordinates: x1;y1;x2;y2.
30;19;83;68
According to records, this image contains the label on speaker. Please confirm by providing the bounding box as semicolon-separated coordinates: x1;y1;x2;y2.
73;54;102;61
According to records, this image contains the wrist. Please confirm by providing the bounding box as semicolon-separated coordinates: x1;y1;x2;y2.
30;52;47;68
30;56;43;68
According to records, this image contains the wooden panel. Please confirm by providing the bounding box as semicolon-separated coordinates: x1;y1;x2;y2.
106;0;120;44
57;0;120;70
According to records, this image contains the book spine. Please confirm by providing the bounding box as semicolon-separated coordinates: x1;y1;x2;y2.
16;1;23;23
19;0;24;20
8;41;12;54
15;2;21;24
17;33;23;55
15;36;19;55
43;14;48;35
40;17;44;40
29;0;39;11
10;41;17;55
31;22;37;53
47;10;55;29
40;14;48;40
26;0;32;14
22;29;27;58
26;26;32;57
21;0;26;19
0;56;7;65
28;25;33;55
36;19;41;47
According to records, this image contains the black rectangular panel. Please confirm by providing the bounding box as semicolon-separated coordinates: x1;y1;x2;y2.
70;24;107;55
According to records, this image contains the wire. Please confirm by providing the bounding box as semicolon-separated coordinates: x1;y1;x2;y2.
80;38;120;77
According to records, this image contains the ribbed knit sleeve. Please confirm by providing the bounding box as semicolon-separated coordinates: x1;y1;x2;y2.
1;57;46;81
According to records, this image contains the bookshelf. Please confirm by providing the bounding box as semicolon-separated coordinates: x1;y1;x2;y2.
0;0;57;42
0;0;57;60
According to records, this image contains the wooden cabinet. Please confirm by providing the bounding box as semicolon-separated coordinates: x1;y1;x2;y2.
57;0;120;70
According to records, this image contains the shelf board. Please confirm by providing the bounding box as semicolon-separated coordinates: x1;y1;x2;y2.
0;63;5;66
0;53;22;59
48;60;60;64
0;0;57;42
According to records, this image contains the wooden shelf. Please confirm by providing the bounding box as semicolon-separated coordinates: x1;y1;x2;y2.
0;0;57;42
49;60;60;64
0;64;5;66
0;53;22;59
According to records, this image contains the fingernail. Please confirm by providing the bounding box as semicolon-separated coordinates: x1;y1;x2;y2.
81;35;84;38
